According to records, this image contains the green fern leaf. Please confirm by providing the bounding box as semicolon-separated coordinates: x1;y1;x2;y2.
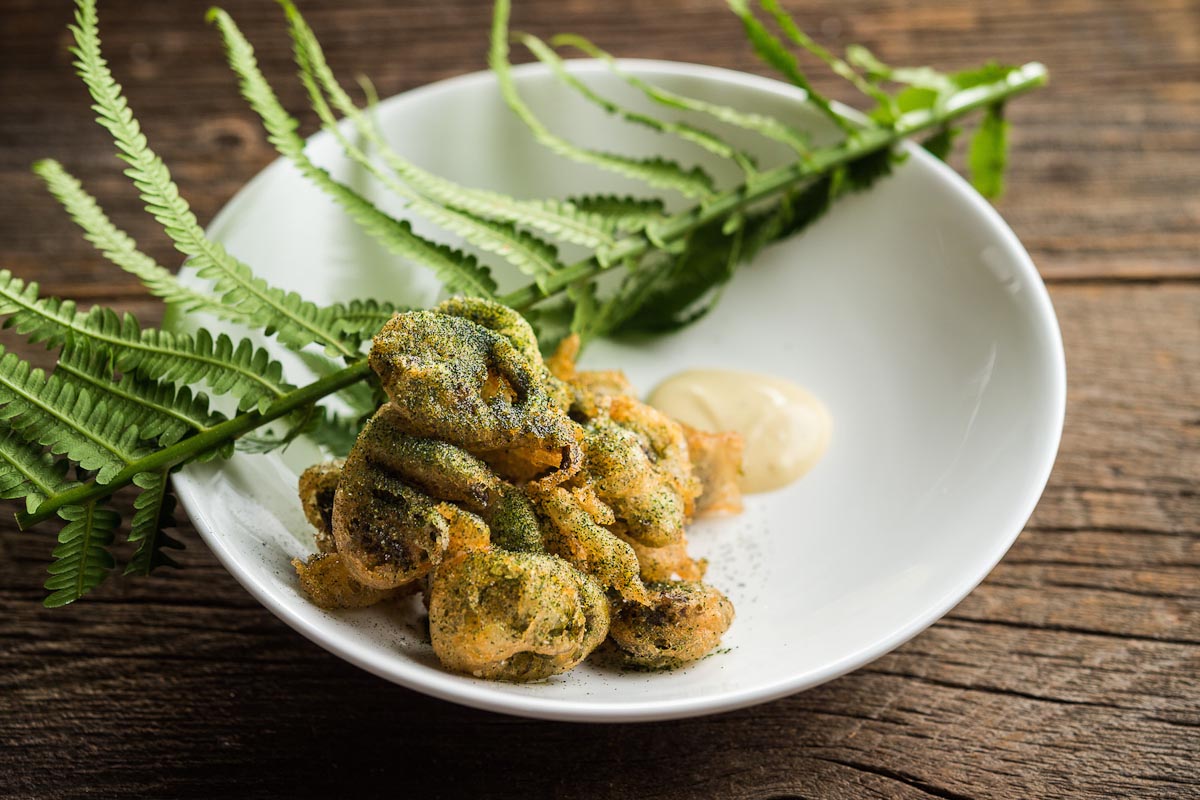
491;0;714;199
615;223;741;335
0;346;148;484
0;271;289;412
239;403;359;457
303;409;363;458
292;65;566;292
278;1;622;252
0;424;76;513
565;194;665;234
520;33;757;177
57;345;224;448
726;0;854;135
31;159;250;324
43;500;120;607
207;7;497;300
758;0;895;117
968;103;1008;199
566;279;603;343
920;124;960;161
69;0;356;357
552;34;812;157
125;469;182;576
330;297;403;340
293;348;383;420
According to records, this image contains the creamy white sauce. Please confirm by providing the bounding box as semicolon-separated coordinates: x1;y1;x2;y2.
648;369;831;493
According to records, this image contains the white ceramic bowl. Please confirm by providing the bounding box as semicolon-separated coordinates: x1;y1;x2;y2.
172;60;1065;722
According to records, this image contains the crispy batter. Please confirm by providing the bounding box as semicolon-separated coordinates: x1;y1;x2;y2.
350;405;543;553
581;397;700;547
436;503;492;555
614;527;707;582
531;485;650;604
548;333;636;418
428;550;609;681
298;460;343;553
608;395;701;517
370;303;581;486
681;423;745;516
608;581;735;669
299;300;742;681
292;552;411;610
332;437;450;589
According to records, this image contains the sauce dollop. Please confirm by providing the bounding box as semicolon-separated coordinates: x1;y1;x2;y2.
648;369;831;493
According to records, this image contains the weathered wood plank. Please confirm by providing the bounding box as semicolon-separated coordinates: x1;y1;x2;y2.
2;281;1197;798
1;0;1197;291
0;1;1197;798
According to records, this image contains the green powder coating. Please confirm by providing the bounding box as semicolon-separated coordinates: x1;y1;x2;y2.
581;416;686;547
370;308;578;472
309;297;732;679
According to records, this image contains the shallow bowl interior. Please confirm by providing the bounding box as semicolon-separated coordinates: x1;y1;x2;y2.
172;60;1065;722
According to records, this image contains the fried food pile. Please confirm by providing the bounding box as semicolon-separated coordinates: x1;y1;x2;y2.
293;298;743;681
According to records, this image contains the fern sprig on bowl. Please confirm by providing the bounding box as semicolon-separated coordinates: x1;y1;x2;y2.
0;0;1046;606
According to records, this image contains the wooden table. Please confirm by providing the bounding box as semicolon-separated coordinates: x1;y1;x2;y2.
2;1;1197;797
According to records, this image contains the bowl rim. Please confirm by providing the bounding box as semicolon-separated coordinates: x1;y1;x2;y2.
173;57;1067;723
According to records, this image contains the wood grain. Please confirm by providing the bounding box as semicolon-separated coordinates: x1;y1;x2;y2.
0;1;1197;798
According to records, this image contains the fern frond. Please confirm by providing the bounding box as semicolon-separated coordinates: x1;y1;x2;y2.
57;345;224;448
844;45;952;92
17;359;375;531
0;346;148;484
757;0;896;116
329;297;403;340
303;408;363;458
0;425;75;513
552;34;812;157
726;0;855;135
565;194;666;234
125;469;182;576
278;1;623;251
0;271;289;412
491;0;715;199
43;500;120;607
292;63;566;292
237;401;357;456
207;8;497;300
520;33;757;177
32;159;248;323
69;0;356;357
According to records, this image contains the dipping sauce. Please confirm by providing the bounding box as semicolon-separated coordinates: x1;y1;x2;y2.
648;369;831;493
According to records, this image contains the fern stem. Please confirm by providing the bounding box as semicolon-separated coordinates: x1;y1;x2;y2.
499;60;1047;310
16;359;372;529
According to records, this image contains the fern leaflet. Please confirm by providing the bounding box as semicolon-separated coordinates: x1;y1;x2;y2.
57;345;224;449
552;34;812;157
208;7;497;299
291;58;565;291
726;0;855;135
520;33;757;177
491;0;715;199
565;194;665;234
0;271;289;412
43;501;120;607
279;0;624;251
125;469;183;576
0;425;75;513
32;159;247;324
70;0;356;357
758;0;896;118
0;346;149;484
